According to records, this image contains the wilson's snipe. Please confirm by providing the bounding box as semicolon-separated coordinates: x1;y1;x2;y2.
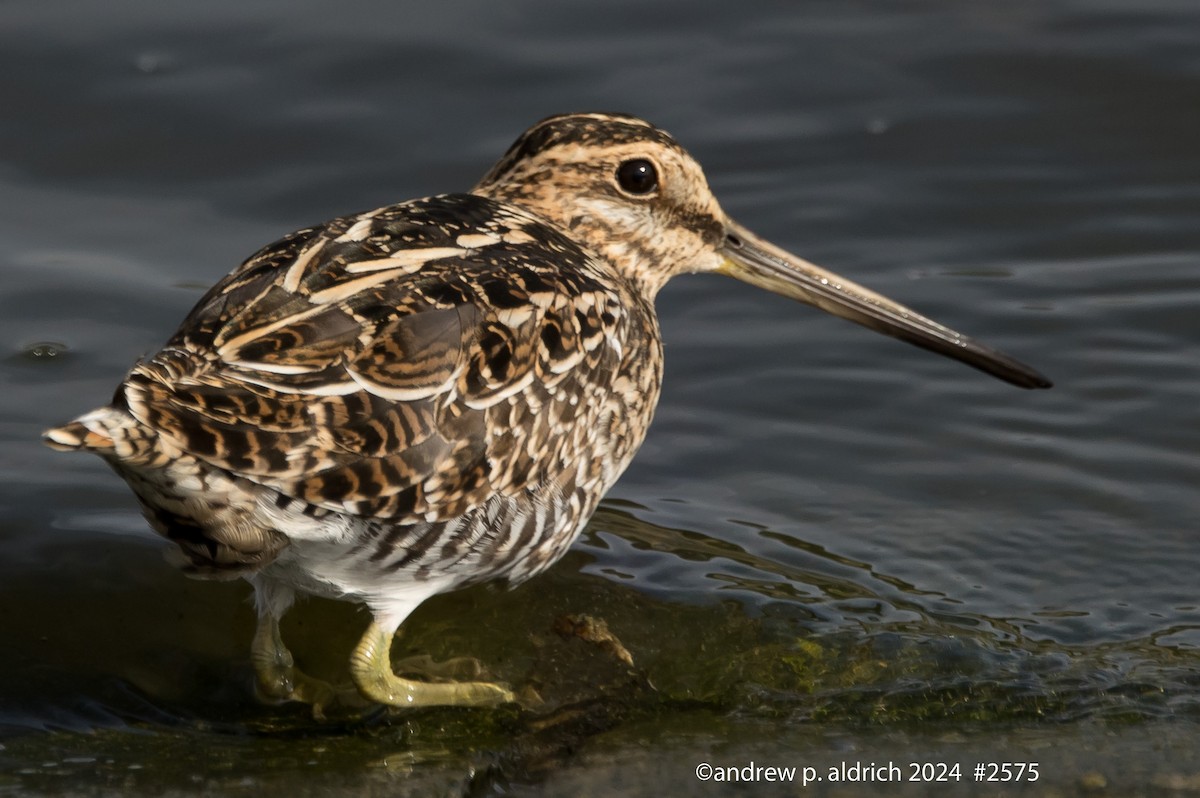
45;113;1050;714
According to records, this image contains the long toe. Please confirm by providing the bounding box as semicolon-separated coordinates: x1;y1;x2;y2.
392;654;485;681
354;669;515;709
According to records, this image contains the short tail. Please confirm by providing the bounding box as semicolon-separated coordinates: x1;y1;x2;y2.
43;406;158;465
44;415;116;452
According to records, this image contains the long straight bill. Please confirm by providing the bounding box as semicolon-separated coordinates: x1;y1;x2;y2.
718;222;1051;389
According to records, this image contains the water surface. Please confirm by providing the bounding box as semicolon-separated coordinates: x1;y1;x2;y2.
3;1;1200;795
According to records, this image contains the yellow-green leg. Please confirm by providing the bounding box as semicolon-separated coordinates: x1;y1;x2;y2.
251;613;337;717
349;621;515;708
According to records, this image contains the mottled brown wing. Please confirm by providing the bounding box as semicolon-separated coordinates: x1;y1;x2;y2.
122;194;628;521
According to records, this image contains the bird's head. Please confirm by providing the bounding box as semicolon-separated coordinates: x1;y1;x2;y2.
476;112;1050;389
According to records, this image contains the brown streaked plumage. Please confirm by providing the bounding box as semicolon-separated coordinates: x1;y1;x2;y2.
44;112;1051;714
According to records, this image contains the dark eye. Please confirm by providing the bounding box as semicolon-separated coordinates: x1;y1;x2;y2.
615;158;658;195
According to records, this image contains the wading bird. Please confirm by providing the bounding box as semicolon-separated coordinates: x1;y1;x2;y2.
45;113;1050;714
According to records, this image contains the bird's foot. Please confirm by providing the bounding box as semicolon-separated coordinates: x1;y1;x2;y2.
253;658;340;719
350;621;516;709
251;616;339;719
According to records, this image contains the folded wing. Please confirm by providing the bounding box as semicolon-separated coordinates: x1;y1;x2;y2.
122;194;628;522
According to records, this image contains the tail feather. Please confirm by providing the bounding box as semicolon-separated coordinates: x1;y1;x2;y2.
43;418;116;452
43;406;160;465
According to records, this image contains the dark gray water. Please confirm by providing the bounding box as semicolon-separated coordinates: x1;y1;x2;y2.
4;1;1200;795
